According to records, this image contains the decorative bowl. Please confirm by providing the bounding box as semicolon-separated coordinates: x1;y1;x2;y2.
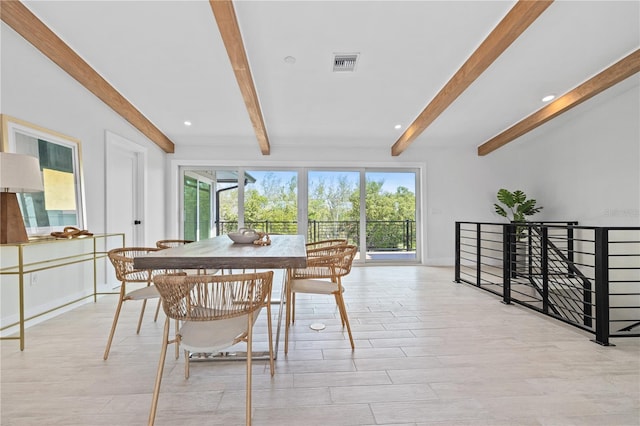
227;229;260;244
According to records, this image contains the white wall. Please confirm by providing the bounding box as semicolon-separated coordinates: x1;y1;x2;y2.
1;24;168;245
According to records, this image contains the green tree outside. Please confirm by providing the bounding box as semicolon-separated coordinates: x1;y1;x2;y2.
215;171;416;249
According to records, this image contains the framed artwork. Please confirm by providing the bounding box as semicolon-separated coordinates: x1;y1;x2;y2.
0;114;86;236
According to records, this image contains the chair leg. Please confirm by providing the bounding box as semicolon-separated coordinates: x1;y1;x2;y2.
103;286;126;360
174;319;180;359
291;293;296;324
285;287;292;355
335;291;354;350
148;317;170;426
334;293;345;326
184;349;190;379
136;299;148;334
154;298;161;322
266;302;274;376
246;315;253;426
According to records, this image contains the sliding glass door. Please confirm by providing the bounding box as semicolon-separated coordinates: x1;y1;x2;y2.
306;169;417;263
183;173;212;241
182;168;242;239
180;166;419;263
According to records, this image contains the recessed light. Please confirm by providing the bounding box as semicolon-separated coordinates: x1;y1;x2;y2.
184;121;192;126
542;94;556;102
394;124;402;130
284;56;296;64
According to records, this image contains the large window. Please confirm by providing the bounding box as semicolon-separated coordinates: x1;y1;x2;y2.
244;170;298;234
180;167;419;263
364;171;417;261
307;170;359;243
307;169;417;262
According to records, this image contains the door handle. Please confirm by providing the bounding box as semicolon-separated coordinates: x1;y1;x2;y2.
134;220;142;225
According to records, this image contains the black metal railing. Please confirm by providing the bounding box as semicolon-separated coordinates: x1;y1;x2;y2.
216;219;416;251
455;221;640;345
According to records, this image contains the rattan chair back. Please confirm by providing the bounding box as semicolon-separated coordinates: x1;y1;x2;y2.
292;244;357;280
155;239;193;249
108;247;161;283
153;271;273;323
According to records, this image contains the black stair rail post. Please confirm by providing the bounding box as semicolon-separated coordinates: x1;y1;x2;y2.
541;226;549;314
593;227;612;346
455;222;461;283
502;223;512;304
476;223;482;287
567;222;576;278
528;224;534;277
510;224;518;279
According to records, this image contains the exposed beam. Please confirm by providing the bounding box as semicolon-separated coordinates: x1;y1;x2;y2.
210;0;270;155
391;0;553;156
478;49;640;156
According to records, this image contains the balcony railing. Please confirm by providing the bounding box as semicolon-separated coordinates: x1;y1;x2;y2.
216;219;416;251
455;221;640;346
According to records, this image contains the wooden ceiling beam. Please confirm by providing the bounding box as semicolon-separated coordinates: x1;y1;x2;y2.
210;0;270;155
0;0;175;153
391;0;553;156
478;49;640;156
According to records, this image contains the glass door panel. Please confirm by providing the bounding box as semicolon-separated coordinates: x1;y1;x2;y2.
197;181;211;239
182;168;240;239
307;170;360;246
244;170;298;235
365;171;417;261
183;175;198;241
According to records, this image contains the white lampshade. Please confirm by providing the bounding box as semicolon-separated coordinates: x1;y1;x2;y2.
0;152;44;193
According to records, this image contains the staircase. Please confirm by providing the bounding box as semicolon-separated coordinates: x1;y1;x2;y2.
455;221;640;345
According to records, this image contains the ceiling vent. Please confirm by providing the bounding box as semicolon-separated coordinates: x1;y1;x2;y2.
333;54;359;72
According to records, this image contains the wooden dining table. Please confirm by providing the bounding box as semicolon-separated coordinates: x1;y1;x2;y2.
133;234;307;359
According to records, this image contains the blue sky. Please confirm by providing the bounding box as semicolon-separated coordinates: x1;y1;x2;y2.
246;170;415;194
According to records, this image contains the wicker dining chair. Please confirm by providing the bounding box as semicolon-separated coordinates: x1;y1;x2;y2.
285;244;357;354
149;271;275;426
155;239;193;249
305;238;348;253
285;239;349;315
104;247;169;360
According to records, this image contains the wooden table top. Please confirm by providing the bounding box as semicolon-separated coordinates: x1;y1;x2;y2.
133;234;307;270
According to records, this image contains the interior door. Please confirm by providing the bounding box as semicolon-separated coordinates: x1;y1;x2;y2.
106;132;145;246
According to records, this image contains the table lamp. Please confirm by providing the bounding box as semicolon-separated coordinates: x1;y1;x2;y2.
0;152;44;244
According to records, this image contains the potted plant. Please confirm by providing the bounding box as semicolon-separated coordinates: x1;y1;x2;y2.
494;188;543;225
494;188;543;273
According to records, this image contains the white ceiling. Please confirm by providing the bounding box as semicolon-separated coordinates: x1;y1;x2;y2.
20;0;640;155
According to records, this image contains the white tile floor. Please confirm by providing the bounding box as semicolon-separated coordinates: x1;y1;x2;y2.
1;266;639;425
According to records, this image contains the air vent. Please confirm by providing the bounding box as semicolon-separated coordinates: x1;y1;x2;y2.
333;54;359;72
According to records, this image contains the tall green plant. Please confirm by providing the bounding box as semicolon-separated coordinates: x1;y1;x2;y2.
494;189;543;222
